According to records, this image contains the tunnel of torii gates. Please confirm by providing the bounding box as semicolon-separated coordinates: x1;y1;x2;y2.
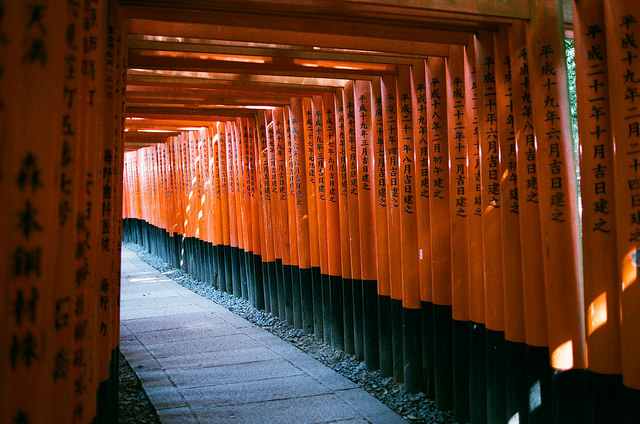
2;0;640;423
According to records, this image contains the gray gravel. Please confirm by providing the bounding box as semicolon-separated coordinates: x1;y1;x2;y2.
119;350;160;424
122;242;453;424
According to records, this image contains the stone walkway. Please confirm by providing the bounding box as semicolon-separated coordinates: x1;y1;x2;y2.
120;247;406;424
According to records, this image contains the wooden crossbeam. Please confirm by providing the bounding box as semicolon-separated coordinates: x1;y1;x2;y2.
128;51;390;80
126;85;295;107
126;105;260;120
127;38;447;60
126;18;472;57
121;1;523;31
126;81;336;97
127;70;350;89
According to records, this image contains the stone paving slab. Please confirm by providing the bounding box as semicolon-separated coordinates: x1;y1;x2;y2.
180;374;332;408
133;323;241;345
145;333;259;358
120;247;406;424
122;311;222;333
194;394;361;424
164;358;305;388
154;345;280;369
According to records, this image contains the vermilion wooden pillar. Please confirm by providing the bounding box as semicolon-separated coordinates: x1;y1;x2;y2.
426;57;454;411
354;80;379;370
336;88;355;354
476;30;508;424
311;96;331;341
323;92;344;349
345;82;365;360
508;21;553;424
396;65;423;393
372;78;393;377
290;98;314;333
494;24;528;424
218;121;233;294
274;108;292;322
212;124;226;291
529;0;587;421
257;112;275;312
303;98;323;339
573;2;623;421
603;1;640;422
284;108;301;326
382;74;404;381
412;60;435;397
446;45;471;422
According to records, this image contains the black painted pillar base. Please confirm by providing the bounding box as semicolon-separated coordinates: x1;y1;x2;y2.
584;371;622;424
311;267;323;340
469;321;487;424
244;251;253;305
207;243;215;286
95;347;119;424
268;261;279;316
525;345;552;424
391;298;404;382
322;273;332;343
231;247;242;297
486;329;506;424
342;278;355;355
300;267;314;334
623;385;640;424
215;245;224;291
284;264;294;326
238;249;248;300
330;275;344;350
173;235;181;270
292;266;303;329
452;319;469;422
224;245;233;294
551;368;587;424
505;340;528;424
253;254;264;311
353;279;364;361
378;295;393;378
276;259;286;319
262;261;271;313
433;303;452;411
363;280;379;370
403;307;423;394
421;302;435;398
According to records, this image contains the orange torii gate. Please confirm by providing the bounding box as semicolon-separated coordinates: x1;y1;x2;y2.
3;0;640;423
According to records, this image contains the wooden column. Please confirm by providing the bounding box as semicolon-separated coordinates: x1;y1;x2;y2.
290;98;314;333
372;77;393;377
572;2;623;420
413;60;435;397
354;81;379;369
426;57;453;410
312;96;330;341
336;88;355;354
303;98;323;338
344;83;365;360
529;0;587;421
382;74;404;381
257;112;274;311
284;109;301;326
323;92;344;349
447;45;471;422
603;2;640;421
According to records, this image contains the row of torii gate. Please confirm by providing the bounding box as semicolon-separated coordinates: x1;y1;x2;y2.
2;0;640;423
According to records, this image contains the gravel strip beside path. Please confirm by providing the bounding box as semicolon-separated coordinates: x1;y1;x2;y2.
119;351;161;424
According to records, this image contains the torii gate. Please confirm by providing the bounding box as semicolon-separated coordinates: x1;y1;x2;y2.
1;1;638;423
